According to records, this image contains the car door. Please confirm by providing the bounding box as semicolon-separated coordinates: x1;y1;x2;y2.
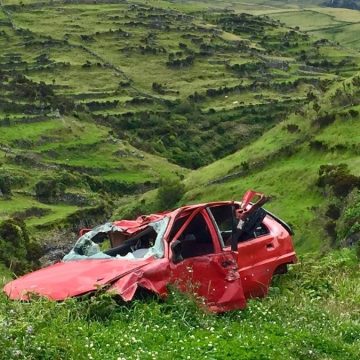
208;204;278;299
236;223;279;298
169;209;246;312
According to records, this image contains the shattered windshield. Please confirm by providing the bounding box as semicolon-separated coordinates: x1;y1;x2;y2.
63;217;169;262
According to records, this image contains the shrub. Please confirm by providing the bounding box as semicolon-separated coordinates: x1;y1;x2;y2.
325;204;341;220
241;161;250;171
152;82;166;94
348;109;359;118
336;190;360;245
157;178;185;209
174;100;195;115
356;241;360;260
325;220;337;245
166;55;194;68
309;140;328;151
34;178;65;203
284;123;300;133
0;174;11;197
313;102;321;113
313;112;336;128
317;163;360;197
0;218;42;274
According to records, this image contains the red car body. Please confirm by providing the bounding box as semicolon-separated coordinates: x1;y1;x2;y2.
4;190;296;312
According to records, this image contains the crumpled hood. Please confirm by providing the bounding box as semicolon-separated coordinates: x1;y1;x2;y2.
3;258;153;300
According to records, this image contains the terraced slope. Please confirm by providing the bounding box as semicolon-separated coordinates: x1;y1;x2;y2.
2;1;359;167
114;72;360;253
0;0;359;238
0;69;186;231
182;74;360;253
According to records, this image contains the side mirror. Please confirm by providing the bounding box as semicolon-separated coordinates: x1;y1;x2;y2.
171;240;183;264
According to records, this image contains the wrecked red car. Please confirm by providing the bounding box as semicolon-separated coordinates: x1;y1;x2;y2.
4;190;296;312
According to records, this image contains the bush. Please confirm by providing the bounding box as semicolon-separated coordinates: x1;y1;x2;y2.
34;178;65;203
157;178;185;209
284;123;300;133
356;241;360;260
337;190;360;245
0;218;42;274
309;140;328;151
348;109;359;118
174;100;195;115
317;163;360;197
0;174;11;197
325;204;341;220
313;112;336;128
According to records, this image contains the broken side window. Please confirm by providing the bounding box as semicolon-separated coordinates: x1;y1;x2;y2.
63;217;169;261
173;212;215;259
209;205;269;247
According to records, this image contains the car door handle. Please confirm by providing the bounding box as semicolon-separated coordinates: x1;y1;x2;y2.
266;243;274;249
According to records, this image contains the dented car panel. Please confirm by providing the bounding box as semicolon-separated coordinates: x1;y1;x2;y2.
4;258;154;301
170;252;246;312
236;217;296;299
4;190;297;312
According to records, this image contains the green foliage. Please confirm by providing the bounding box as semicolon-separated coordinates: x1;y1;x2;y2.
337;190;360;243
34;178;66;203
317;164;360;197
0;218;41;274
0;249;359;359
0;174;11;197
157;178;185;209
313;112;336;128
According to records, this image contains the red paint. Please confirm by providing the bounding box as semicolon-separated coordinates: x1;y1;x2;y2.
4;190;296;312
4;258;153;300
170;252;246;312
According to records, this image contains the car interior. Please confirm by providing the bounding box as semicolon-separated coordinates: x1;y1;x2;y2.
209;204;269;247
103;227;157;257
171;212;215;260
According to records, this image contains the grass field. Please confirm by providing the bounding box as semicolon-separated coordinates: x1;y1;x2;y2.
0;248;359;359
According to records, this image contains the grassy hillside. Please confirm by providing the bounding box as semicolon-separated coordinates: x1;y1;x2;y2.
149;1;360;49
182;73;360;250
0;1;359;359
115;73;360;254
3;0;357;170
0;248;359;359
1;0;359;237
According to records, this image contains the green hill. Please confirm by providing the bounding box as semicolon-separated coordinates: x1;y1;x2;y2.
115;72;360;254
183;74;360;253
0;1;359;359
1;0;359;239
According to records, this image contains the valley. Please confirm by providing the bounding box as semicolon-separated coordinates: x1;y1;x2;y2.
0;1;359;357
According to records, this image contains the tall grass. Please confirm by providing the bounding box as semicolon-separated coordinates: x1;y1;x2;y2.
0;249;359;359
